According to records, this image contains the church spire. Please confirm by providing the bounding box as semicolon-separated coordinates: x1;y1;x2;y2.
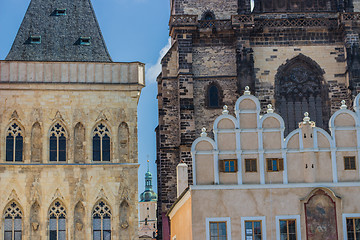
6;0;112;62
140;158;157;202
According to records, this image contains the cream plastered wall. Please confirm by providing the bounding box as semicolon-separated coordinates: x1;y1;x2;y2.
193;92;360;186
186;186;359;240
169;193;192;240
253;45;347;86
139;201;157;236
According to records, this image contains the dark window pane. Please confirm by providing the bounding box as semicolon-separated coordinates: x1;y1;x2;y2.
272;160;278;171
50;230;57;240
59;136;66;162
93;217;101;231
6;136;14;161
102;135;110;161
59;230;66;240
14;218;21;231
4;218;12;231
93;135;101;161
58;218;66;230
280;221;287;234
104;231;111;240
49;218;57;231
209;85;219;107
50;136;57;150
15;135;23;162
288;220;296;233
4;231;12;240
103;218;111;230
14;231;22;240
93;230;101;240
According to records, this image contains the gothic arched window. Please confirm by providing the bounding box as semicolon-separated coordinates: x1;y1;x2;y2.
49;200;66;240
207;84;221;108
50;123;67;162
93;200;111;240
4;201;22;240
275;54;329;134
93;123;111;162
6;122;23;162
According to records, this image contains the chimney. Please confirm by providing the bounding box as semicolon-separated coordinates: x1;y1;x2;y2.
176;161;188;197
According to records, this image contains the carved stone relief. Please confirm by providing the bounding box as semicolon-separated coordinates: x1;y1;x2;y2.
118;122;129;163
31;122;42;163
74;123;85;163
74;201;85;240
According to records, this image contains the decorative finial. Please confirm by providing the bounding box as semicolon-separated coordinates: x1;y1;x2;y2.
201;127;207;137
147;158;150;171
244;86;251;96
340;100;347;110
303;112;311;123
222;105;229;115
267;104;274;114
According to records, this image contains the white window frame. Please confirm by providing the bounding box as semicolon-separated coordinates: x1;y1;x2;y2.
241;216;266;240
343;213;360;240
206;217;231;240
276;215;301;240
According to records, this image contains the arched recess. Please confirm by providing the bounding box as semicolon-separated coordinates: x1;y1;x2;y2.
275;54;330;134
74;201;85;240
206;82;223;108
119;200;130;237
74;123;85;163
118;122;129;163
31;122;42;163
30;201;41;237
303;188;340;239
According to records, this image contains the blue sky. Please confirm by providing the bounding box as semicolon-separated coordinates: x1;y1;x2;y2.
0;0;170;195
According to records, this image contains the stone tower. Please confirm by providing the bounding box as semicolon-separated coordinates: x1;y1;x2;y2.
157;0;360;238
0;0;144;239
139;161;157;239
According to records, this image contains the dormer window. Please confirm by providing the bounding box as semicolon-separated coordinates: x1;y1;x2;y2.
79;37;91;46
30;36;41;44
54;9;66;16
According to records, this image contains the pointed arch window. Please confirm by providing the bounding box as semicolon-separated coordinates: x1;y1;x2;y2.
6;123;23;162
93;200;111;240
50;123;67;162
49;200;66;240
208;84;221;108
93;123;111;162
4;201;22;240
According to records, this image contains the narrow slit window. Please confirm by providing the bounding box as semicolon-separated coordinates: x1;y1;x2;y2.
30;36;41;44
79;37;91;46
54;9;67;16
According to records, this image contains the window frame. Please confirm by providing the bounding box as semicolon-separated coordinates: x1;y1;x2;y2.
344;156;356;170
343;213;360;240
49;122;68;162
92;122;111;162
245;159;257;173
276;215;301;240
267;158;284;172
5;122;24;162
206;217;231;240
219;159;238;173
48;200;67;240
241;216;266;240
92;200;112;240
3;201;23;240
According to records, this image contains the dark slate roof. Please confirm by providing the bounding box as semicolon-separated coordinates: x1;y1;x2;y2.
6;0;112;62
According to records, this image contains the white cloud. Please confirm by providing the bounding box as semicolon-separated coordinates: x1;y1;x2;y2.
146;37;171;83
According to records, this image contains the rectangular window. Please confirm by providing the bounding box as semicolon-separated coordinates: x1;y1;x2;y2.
344;156;356;170
219;159;238;173
280;220;297;240
245;221;262;240
267;158;284;172
346;218;360;240
245;159;257;172
210;222;227;240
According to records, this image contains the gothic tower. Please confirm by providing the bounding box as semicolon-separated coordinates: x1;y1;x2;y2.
157;0;360;238
0;0;144;239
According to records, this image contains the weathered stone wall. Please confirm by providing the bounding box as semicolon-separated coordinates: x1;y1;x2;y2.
0;61;144;240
